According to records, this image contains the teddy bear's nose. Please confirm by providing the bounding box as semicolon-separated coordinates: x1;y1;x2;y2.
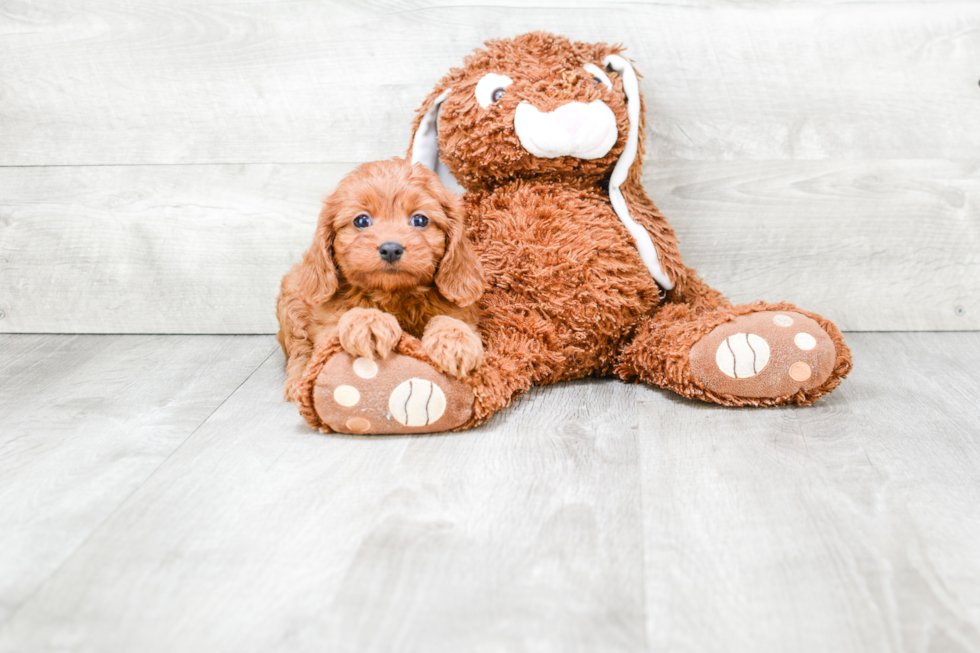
378;241;404;263
553;103;588;134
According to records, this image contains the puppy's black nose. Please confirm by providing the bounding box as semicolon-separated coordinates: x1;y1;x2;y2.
378;241;404;263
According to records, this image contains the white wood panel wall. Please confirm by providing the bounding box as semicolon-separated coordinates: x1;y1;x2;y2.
1;0;977;333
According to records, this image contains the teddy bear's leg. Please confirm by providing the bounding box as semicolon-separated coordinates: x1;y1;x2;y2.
296;334;476;435
615;301;852;406
297;313;556;434
460;325;565;427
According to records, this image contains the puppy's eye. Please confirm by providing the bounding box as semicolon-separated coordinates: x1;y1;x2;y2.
411;214;429;228
475;73;513;109
353;214;372;229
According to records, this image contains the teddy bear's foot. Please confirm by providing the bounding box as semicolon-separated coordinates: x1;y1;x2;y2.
688;310;839;400
312;351;474;434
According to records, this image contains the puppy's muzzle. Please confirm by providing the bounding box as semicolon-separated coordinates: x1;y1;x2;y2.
378;241;404;264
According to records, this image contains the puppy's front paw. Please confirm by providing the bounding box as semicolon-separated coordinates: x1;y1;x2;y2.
421;316;483;378
338;308;402;360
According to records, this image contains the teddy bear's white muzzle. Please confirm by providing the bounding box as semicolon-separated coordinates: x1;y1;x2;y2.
514;100;618;160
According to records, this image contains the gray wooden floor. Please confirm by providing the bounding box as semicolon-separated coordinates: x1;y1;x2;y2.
1;332;979;653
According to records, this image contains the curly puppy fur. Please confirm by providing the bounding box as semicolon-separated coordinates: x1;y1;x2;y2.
277;158;484;403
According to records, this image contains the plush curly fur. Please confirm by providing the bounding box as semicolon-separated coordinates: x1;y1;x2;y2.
290;32;851;432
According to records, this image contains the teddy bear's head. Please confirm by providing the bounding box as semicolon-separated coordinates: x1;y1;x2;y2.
408;31;647;193
407;31;675;292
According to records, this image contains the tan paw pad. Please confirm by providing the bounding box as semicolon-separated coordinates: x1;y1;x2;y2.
313;351;474;435
333;385;360;406
388;379;447;427
690;311;837;400
789;361;812;382
794;332;816;350
352;357;378;379
715;333;770;379
345;417;372;433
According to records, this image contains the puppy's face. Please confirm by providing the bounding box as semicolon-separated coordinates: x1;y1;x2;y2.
328;160;451;293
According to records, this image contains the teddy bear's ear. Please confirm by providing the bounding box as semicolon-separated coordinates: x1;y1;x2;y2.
409;87;466;194
603;54;675;292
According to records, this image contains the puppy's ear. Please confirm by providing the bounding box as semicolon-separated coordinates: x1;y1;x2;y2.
298;196;341;303
433;183;483;307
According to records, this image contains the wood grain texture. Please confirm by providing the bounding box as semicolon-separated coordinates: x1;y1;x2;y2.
1;1;978;165
1;159;976;333
0;163;343;334
1;332;979;652
653;159;980;331
0;346;646;653
639;332;980;652
0;334;275;627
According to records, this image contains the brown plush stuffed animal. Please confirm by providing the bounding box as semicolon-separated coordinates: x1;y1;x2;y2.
294;32;852;434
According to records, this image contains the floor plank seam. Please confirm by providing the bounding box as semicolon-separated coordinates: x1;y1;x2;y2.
0;343;281;626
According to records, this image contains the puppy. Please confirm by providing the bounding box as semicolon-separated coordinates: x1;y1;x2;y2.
276;158;484;404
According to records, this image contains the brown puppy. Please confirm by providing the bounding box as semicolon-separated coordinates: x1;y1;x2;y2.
276;158;484;404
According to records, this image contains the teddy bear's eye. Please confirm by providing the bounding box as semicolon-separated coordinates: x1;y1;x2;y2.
411;214;429;228
583;63;612;91
353;214;372;229
475;73;513;109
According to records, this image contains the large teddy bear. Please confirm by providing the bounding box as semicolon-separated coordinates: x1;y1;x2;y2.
295;32;852;434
